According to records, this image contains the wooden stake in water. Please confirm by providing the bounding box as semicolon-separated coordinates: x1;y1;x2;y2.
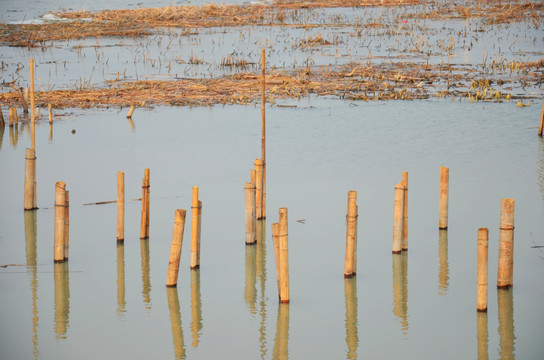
439;167;449;229
279;208;289;303
344;190;357;277
140;169;150;239
30;58;35;151
190;186;201;269
392;182;405;254
254;159;264;220
477;228;489;312
272;222;281;297
401;172;408;251
24;148;36;210
117;171;125;241
0;106;4;126
497;198;515;288
261;48;267;220
64;191;70;260
167;209;187;287
48;104;53;124
245;182;256;244
54;181;66;262
127;105;136;118
9;107;15;127
538;95;544;136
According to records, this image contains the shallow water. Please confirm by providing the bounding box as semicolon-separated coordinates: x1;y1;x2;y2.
1;98;544;359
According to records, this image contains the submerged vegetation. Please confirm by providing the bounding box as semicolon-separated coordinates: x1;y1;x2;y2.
0;0;542;109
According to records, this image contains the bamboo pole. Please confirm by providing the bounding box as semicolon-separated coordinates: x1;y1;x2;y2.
272;222;281;297
254;159;264;219
344;190;357;277
127;105;136;118
538;95;544;136
9;107;15;126
117;171;125;241
48;104;53;124
497;198;515;288
401;172;408;251
439;166;449;229
261;48;266;220
245;182;257;244
166;209;187;287
477;228;489;312
392;182;404;254
54;182;66;262
30;58;35;151
197;200;202;266
140;169;150;239
64;191;69;261
279;208;289;303
24;148;36;210
190;186;200;269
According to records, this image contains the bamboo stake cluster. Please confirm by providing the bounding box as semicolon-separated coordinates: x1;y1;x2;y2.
117;171;125;241
166;209;187;287
477;227;489;312
439;166;449;229
24;148;37;210
140;168;150;239
497;198;515;288
54;181;69;262
272;208;289;303
190;186;202;270
344;190;358;278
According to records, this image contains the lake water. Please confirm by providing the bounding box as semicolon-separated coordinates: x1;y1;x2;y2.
1;1;544;359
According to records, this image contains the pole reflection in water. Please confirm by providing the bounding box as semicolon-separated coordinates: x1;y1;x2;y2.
25;210;39;359
272;303;289;360
438;230;449;295
166;287;186;360
190;269;203;347
497;288;516;360
344;277;358;360
392;253;408;333
117;243;126;317
477;311;489;360
256;219;268;360
127;116;135;132
244;242;257;314
9;123;18;148
140;239;151;310
54;261;70;339
49;123;53;144
0;123;4;149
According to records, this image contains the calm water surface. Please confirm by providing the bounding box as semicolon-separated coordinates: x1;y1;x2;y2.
1;99;543;360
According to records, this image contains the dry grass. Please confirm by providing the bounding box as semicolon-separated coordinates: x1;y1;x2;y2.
1;60;541;109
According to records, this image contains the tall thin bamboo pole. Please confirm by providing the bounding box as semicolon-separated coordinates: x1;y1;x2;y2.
477;228;489;312
140;169;150;239
439;166;449;229
117;171;125;241
279;208;289;303
30;58;35;151
538;95;544;136
261;48;266;220
272;222;281;298
401;172;408;251
497;198;515;288
392;182;404;254
245;182;256;244
63;191;69;260
48;104;53;124
167;209;187;287
9;107;14;126
54;182;66;262
190;186;200;269
254;159;264;219
145;168;150;235
197;200;202;266
24;148;36;210
344;190;357;277
127;105;136;118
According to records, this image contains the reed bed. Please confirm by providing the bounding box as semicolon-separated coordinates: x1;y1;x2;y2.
0;60;541;109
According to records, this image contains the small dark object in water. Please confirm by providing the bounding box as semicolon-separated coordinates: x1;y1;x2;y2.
71;129;76;134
